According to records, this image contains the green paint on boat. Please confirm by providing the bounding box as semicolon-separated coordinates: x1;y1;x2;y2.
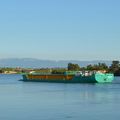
22;71;114;83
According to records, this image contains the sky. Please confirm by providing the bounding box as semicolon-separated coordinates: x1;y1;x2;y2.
0;0;120;60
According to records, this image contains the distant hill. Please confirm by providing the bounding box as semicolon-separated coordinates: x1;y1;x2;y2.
0;58;112;68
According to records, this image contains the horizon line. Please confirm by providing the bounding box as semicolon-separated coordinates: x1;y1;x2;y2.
0;57;118;61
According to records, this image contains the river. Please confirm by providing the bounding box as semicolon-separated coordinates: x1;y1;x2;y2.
0;74;120;120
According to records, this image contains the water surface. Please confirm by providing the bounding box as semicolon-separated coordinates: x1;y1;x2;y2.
0;74;120;120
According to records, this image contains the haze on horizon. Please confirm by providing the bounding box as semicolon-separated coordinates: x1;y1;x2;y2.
0;0;120;61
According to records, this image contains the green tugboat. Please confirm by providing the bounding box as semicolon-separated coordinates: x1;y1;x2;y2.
22;71;114;83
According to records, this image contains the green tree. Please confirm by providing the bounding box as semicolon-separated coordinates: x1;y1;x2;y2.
52;68;66;74
68;63;80;71
0;69;3;73
109;60;120;75
86;63;108;71
86;64;93;70
98;63;108;70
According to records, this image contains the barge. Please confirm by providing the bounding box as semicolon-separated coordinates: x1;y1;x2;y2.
22;71;114;83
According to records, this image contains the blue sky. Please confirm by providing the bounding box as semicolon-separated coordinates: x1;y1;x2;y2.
0;0;120;60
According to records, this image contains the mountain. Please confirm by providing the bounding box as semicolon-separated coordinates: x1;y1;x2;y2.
0;58;112;68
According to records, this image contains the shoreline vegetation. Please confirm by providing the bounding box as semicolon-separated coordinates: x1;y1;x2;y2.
0;61;120;76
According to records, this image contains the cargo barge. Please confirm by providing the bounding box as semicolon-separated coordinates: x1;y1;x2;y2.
22;71;114;83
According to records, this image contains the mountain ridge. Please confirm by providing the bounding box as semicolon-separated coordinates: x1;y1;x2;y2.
0;58;112;68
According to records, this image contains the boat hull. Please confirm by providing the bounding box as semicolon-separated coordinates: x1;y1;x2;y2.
22;73;114;83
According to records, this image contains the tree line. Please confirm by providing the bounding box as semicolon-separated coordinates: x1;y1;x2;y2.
68;61;120;76
0;60;120;76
